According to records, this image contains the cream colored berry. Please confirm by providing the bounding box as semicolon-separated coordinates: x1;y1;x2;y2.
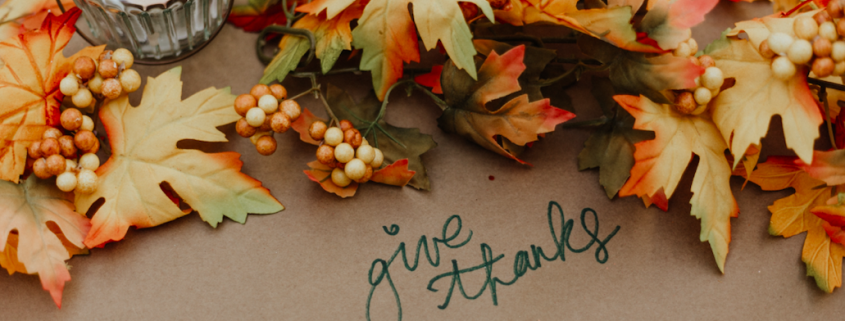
81;115;95;132
771;56;797;80
356;145;375;164
372;148;384;168
700;67;724;91
787;39;813;64
767;32;794;54
249;131;271;145
281;100;301;121
334;143;355;163
56;172;78;192
694;87;712;105
691;104;708;116
64;158;78;173
820;21;838;41
60;75;79;96
344;158;367;181
794;16;819;40
361;138;369;146
331;168;352;187
112;48;134;69
120;69;141;93
258;94;279;114
835;61;845;76
324;127;344;146
833;41;845;62
75;169;98;194
246;107;266;127
687;38;698;54
673;42;691;58
79;153;100;171
72;88;93;108
89;73;104;94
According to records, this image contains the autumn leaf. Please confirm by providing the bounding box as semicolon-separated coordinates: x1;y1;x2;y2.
578;35;701;104
799;150;845;186
0;176;90;307
227;0;289;33
0;8;104;183
472;39;560;103
639;0;718;50
313;1;365;73
739;156;845;292
326;84;436;190
76;67;283;248
707;14;822;167
439;45;574;164
578;78;654;198
616;95;738;272
296;0;357;19
304;158;415;197
0;0;75;43
260;14;321;84
414;65;443;94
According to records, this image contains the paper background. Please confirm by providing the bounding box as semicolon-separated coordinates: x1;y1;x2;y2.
2;1;843;319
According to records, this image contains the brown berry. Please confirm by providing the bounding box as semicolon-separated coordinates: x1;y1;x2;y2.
270;112;291;133
60;108;83;131
673;91;697;114
99;59;119;79
339;119;354;132
759;40;775;59
837;19;845;36
42;127;62;140
281;99;301;121
74;130;97;152
815;10;832;26
58;135;77;158
234;94;257;116
46;154;66;175
260;115;274;132
343;129;363;148
269;84;287;100
28;141;43;159
316;145;335;165
698;55;716;69
87;139;100;154
102;78;122;99
255;135;277;156
355;165;374;183
814;37;833;57
813;57;836;77
830;0;844;18
41;138;60;157
236;118;257;138
73;57;96;81
33;158;51;179
98;50;113;62
309;121;327;141
250;84;271;99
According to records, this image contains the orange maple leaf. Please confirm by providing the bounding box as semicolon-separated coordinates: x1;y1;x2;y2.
0;8;103;183
0;0;75;43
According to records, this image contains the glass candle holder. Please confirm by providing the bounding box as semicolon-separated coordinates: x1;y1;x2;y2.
72;0;233;64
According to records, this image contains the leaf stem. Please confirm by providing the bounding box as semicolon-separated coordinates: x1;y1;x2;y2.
559;117;609;129
818;86;838;150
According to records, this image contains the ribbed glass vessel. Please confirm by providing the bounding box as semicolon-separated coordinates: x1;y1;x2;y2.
72;0;231;62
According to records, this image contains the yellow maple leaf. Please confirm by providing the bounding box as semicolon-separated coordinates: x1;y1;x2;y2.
76;67;283;248
616;95;738;272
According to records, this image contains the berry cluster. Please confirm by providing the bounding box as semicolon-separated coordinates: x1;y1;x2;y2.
761;5;845;80
234;84;302;156
60;48;141;107
311;119;385;187
28;108;101;194
671;37;725;115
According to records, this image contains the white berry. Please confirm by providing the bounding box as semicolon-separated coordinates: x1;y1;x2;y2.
60;75;79;96
787;39;813;65
72;88;93;108
687;38;699;54
334;143;355;163
331;168;352;187
75;169;98;194
820;21;838;41
245;107;266;127
833;41;845;62
80;115;95;132
79;153;100;171
64;159;77;173
701;67;724;91
793;16;819;40
324;127;344;146
771;56;797;80
673;42;691;58
56;172;78;192
356;145;375;164
372;148;384;168
767;32;794;54
344;158;367;181
258;94;279;114
694;87;712;105
835;61;845;76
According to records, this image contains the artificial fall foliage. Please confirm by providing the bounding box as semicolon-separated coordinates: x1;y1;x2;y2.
0;0;75;44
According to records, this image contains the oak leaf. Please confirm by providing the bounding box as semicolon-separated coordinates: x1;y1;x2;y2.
739;156;845;292
0;176;90;307
76;67;283;248
0;8;103;183
439;45;575;164
707;14;822;167
577;78;654;198
616;95;738;272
